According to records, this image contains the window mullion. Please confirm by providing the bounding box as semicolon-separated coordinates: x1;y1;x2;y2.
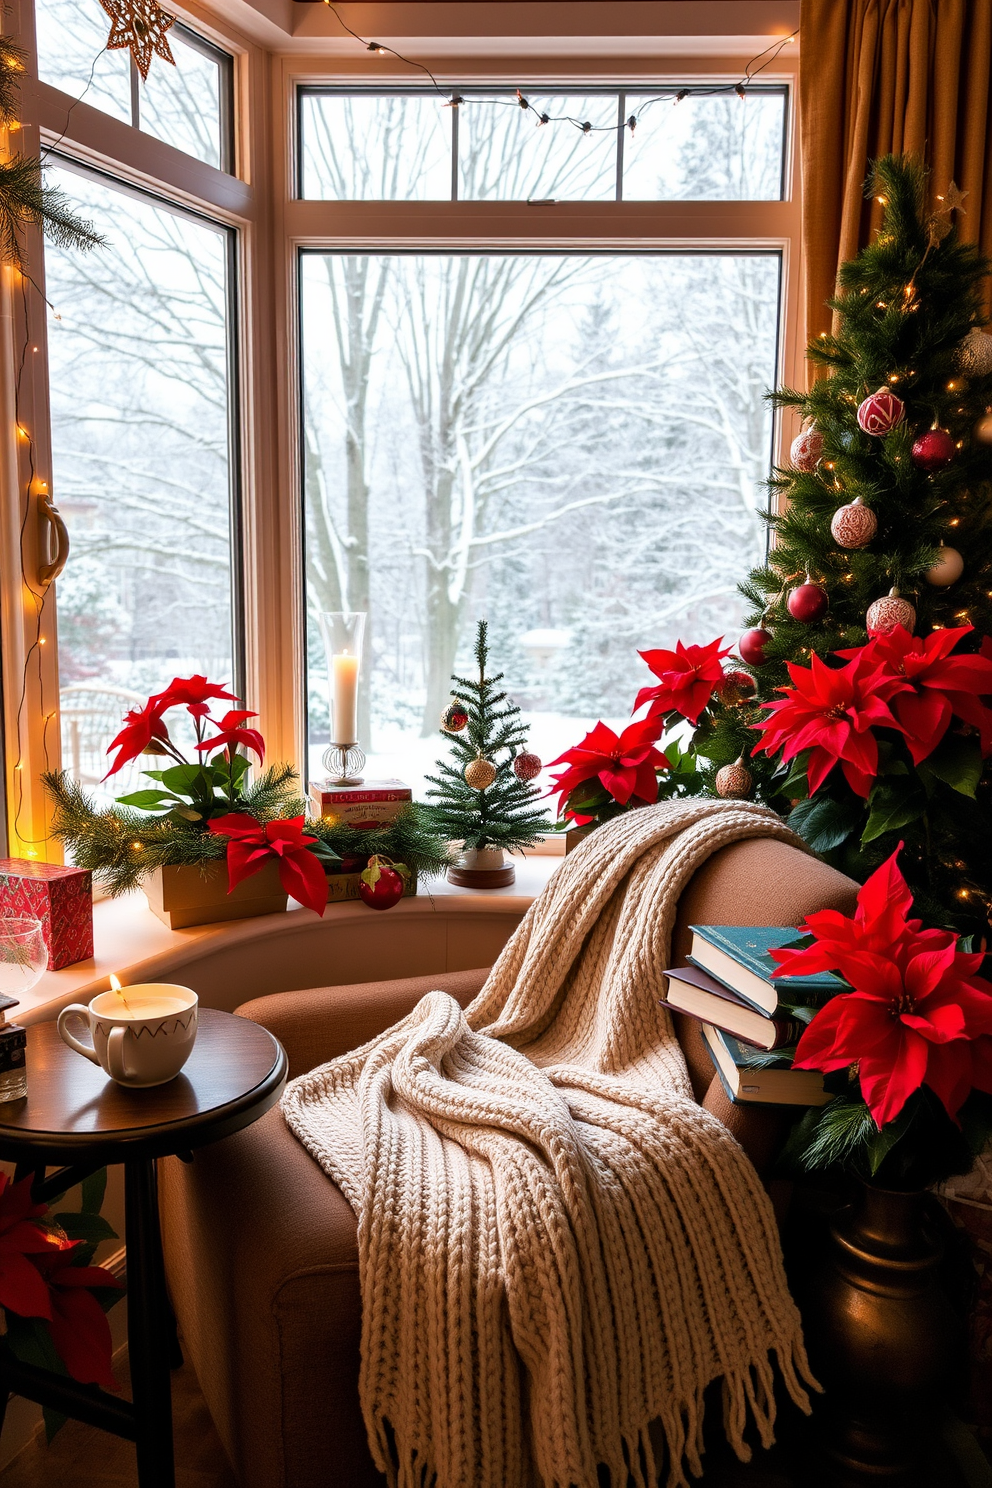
615;91;624;202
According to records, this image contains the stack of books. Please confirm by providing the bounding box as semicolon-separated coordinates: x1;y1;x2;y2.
662;925;842;1107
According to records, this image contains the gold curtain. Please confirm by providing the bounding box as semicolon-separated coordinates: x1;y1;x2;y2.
800;0;992;346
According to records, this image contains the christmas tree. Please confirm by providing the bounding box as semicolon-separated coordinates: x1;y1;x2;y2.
425;621;550;853
687;155;992;936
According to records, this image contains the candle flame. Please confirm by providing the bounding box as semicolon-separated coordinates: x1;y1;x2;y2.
109;974;132;1010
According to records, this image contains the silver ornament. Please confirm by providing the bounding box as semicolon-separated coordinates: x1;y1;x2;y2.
956;328;992;376
830;497;878;550
924;545;964;587
866;587;916;637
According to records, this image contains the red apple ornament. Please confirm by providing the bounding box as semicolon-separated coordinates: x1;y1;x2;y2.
358;855;406;910
857;387;905;435
717;669;757;706
787;581;829;623
910;428;955;471
739;627;772;665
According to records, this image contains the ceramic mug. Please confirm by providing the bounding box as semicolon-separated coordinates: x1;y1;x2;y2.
57;984;198;1088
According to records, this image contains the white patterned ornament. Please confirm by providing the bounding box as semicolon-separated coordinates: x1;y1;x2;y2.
830;497;878;550
925;545;964;587
715;758;753;799
866;588;916;637
790;428;824;473
956;328;992;377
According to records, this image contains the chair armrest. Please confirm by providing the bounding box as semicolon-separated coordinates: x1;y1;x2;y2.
236;967;491;1079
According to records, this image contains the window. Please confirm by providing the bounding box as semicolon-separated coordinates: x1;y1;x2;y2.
301;251;781;787
299;87;787;202
35;0;234;171
45;165;240;797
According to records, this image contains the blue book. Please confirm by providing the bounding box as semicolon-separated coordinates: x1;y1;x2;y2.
701;1025;831;1108
688;924;844;1018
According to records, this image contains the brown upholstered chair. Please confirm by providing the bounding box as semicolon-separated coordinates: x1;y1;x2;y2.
158;837;858;1488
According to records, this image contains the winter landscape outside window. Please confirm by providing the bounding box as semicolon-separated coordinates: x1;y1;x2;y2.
35;0;233;171
300;91;785;791
45;165;239;799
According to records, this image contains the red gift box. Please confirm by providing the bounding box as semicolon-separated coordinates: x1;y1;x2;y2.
0;859;94;971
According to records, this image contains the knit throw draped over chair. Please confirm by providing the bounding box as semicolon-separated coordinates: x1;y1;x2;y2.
282;799;817;1488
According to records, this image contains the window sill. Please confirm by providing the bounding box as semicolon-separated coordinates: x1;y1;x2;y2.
20;854;562;1026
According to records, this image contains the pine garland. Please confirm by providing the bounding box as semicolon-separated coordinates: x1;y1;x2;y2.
44;769;451;896
0;35;104;268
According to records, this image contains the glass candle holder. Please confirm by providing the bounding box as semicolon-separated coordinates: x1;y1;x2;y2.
319;611;366;782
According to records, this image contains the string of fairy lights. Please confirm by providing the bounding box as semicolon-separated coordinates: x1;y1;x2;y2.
5;4;796;851
320;3;798;132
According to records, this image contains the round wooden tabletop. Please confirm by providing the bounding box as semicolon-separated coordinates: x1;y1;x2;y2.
0;1009;288;1164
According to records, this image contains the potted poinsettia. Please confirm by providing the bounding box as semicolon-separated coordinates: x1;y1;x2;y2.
45;677;450;926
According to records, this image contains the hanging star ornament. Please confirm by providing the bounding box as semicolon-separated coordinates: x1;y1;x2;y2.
929;180;968;244
98;0;177;81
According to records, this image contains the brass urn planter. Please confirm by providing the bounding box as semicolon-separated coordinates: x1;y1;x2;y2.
800;1180;966;1485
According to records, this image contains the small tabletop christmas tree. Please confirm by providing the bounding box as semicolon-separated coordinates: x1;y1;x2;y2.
425;621;549;884
688;155;992;935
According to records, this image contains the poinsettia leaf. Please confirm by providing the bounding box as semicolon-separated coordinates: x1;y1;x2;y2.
53;1211;117;1245
113;789;176;810
861;778;926;844
787;795;861;852
3;1313;65;1375
80;1169;107;1216
776;754;811;799
160;763;214;796
917;733;983;798
167;805;203;823
867;1098;916;1175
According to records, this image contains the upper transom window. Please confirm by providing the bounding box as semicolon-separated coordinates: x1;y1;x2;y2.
298;85;787;202
35;0;234;173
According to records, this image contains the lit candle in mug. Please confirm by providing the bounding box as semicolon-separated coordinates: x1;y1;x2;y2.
106;975;190;1020
332;650;359;743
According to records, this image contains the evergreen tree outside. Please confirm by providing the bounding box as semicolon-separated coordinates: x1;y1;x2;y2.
425;621;550;852
684;156;992;937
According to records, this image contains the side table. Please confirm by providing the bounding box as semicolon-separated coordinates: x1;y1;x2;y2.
0;1008;287;1488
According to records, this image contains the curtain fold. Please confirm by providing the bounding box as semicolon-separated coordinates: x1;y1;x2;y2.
800;0;992;348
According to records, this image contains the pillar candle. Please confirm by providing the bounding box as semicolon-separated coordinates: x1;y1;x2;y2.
332;652;359;743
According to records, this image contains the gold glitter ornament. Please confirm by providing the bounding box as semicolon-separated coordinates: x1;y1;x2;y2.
715;758;753;799
98;0;176;80
464;755;497;791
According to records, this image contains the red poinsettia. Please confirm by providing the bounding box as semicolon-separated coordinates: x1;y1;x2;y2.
751;650;909;798
195;710;265;763
30;1242;122;1392
546;719;669;823
0;1175;121;1391
838;625;992;764
103;696;173;780
772;848;992;1127
153;675;239;720
635;638;732;725
209;813;329;917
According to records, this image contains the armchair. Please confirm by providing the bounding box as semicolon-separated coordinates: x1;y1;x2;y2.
158;836;858;1488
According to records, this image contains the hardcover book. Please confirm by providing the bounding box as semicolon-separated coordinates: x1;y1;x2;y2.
661;966;806;1052
688;924;844;1016
701;1024;831;1108
309;779;412;830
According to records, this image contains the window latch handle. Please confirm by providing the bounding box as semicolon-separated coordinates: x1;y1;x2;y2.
37;488;70;589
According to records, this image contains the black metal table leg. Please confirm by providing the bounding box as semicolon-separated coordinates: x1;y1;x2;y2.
125;1158;175;1488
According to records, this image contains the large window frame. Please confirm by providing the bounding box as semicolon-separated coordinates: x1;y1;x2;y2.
0;0;802;862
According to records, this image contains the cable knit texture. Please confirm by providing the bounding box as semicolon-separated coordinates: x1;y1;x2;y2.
282;799;816;1488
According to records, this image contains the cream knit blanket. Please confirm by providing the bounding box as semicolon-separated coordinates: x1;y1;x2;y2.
282;799;815;1488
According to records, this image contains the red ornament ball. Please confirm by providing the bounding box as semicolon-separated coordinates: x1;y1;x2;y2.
715;760;753;799
513;751;542;781
716;669;757;706
910;427;956;471
866;588;916;637
857;387;905;436
739;627;772;666
358;857;405;911
830;497;877;549
790;428;824;473
787;582;829;623
441;700;469;732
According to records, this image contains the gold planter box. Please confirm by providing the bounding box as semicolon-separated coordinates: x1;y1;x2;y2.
144;861;288;929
